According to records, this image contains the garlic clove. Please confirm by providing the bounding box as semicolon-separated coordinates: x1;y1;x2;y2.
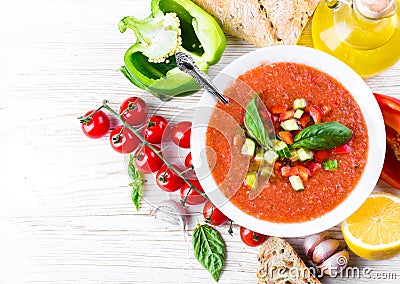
318;250;349;276
312;239;340;264
303;232;330;259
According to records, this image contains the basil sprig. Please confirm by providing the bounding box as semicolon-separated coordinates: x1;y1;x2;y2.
291;121;352;150
193;224;226;282
128;154;143;210
244;94;272;149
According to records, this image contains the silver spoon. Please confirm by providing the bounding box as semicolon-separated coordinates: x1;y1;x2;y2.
175;52;229;104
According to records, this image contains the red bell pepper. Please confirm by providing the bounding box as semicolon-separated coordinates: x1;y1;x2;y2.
307;162;322;176
295;165;309;182
374;93;400;190
281;166;299;177
279;110;294;121
300;114;312;128
278;131;294;145
313;150;329;163
332;143;351;154
306;105;323;124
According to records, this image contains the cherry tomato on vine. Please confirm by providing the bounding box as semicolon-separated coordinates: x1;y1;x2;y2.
184;152;193;169
180;179;206;205
119;97;148;126
171;121;191;148
156;164;185;192
81;110;110;139
133;145;164;174
202;201;228;226
239;226;267;247
143;115;171;144
109;126;139;154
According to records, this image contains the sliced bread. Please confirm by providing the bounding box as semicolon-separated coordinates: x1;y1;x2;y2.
191;0;319;47
257;237;321;284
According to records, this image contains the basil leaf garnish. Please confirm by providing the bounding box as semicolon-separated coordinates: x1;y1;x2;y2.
244;94;272;149
192;224;226;282
128;154;143;211
291;121;352;150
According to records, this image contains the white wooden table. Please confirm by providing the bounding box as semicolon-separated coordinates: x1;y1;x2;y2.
1;0;399;283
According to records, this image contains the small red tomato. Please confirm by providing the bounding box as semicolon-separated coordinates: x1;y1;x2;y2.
156;164;185;192
185;152;193;169
180;179;206;205
81;110;110;139
143;115;171;144
119;97;148;126
134;145;164;174
202;201;229;226
109;126;139;154
171;121;192;148
240;226;267;247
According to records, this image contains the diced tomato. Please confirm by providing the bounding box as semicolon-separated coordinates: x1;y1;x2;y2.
281;166;299;177
279;110;294;121
306;105;323;124
271;115;279;124
320;105;332;115
278;131;293;145
271;105;287;114
307;162;322;176
332;144;351;154
313;150;329;163
295;165;309;182
274;161;283;177
300;114;312;128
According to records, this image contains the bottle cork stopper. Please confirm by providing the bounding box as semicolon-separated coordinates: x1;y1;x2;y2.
355;0;397;18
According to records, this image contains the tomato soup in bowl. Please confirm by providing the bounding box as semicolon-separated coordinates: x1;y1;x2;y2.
191;46;385;237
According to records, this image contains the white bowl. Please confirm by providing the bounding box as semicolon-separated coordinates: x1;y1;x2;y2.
191;45;386;237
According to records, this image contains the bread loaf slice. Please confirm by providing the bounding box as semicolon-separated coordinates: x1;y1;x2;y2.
191;0;319;47
257;237;321;284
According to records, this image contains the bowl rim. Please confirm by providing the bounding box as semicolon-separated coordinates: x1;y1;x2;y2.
191;45;386;237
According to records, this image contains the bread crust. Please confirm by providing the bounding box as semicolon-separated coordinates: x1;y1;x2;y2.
192;0;319;47
257;237;321;284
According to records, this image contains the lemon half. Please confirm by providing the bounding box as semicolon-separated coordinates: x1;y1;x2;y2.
341;192;400;260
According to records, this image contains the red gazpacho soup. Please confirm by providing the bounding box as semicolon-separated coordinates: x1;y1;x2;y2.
206;62;368;223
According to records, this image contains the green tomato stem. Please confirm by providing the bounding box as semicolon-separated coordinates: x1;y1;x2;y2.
101;102;209;206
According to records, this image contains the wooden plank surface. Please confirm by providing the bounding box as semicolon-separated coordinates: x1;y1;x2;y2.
1;0;399;283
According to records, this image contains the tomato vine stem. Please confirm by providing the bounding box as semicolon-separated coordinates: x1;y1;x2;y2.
99;102;209;206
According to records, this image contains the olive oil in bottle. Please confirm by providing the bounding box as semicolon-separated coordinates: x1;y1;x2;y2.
312;0;400;77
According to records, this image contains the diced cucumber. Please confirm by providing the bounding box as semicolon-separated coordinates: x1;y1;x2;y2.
323;159;338;171
289;175;304;191
273;141;291;158
281;119;299;131
289;150;299;162
294;98;307;109
294;109;304;119
264;150;279;164
242;138;256;156
245;172;257;189
297;148;313;161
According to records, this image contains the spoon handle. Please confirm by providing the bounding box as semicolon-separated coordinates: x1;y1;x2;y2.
175;52;229;104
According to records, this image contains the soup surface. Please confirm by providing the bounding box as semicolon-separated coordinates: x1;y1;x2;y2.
206;62;368;223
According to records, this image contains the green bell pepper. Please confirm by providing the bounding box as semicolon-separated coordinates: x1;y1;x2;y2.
118;0;226;101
